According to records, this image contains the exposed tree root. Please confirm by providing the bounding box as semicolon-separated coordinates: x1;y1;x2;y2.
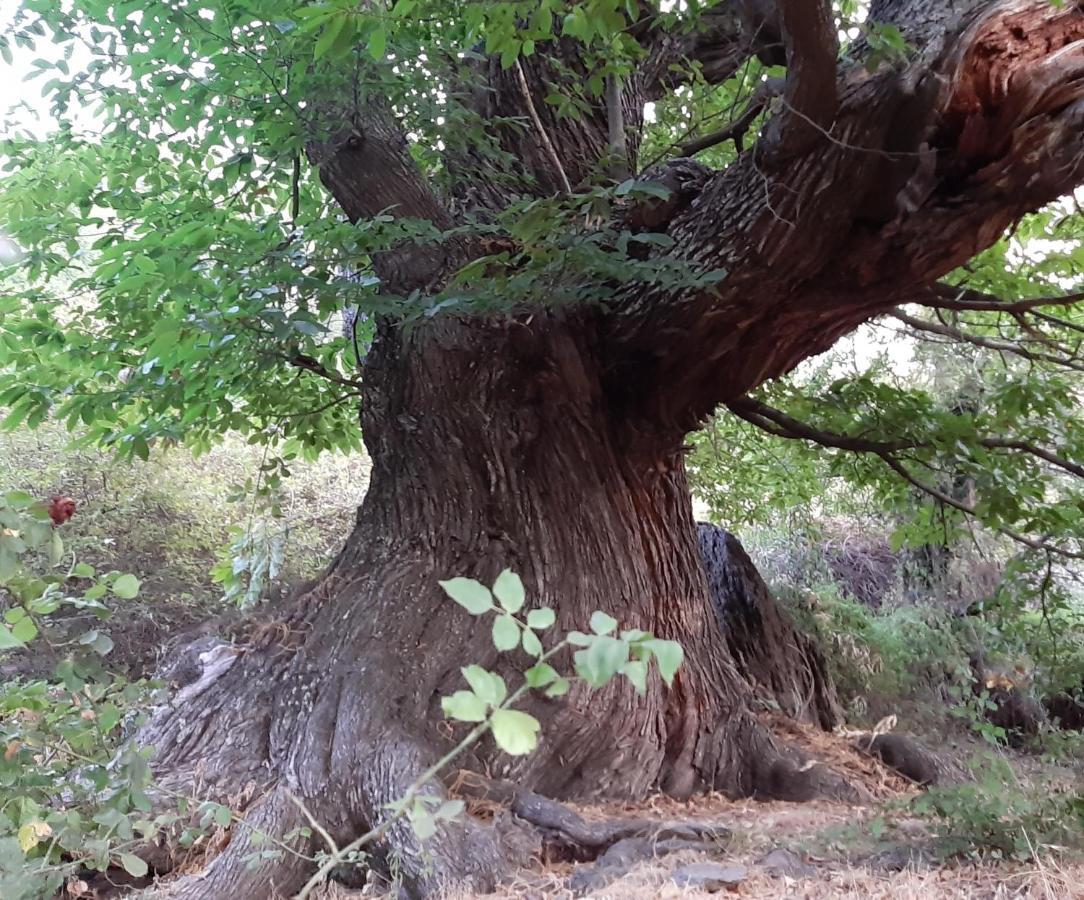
853;733;948;787
449;771;731;859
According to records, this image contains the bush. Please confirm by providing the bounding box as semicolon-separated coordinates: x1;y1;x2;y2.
913;753;1084;860
0;489;159;898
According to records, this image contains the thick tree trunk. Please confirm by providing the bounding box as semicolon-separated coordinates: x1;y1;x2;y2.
125;2;1084;894
135;314;849;898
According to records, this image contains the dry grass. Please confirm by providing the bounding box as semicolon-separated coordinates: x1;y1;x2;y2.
315;787;1083;899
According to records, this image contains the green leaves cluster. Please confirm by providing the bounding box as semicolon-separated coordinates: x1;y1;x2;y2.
0;492;163;899
438;569;683;761
0;491;138;655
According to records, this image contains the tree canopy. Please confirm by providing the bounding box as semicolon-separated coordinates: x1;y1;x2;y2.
2;0;1081;562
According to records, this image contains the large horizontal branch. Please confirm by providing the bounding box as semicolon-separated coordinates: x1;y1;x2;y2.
726;397;1084;558
890;309;1084;372
605;0;1084;435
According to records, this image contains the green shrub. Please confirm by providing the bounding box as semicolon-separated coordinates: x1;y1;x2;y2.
0;490;158;898
913;753;1084;860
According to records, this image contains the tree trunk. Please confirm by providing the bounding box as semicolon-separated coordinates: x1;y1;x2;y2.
136;314;849;898
126;1;1084;894
697;524;842;731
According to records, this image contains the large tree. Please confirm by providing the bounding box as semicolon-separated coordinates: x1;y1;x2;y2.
2;0;1084;895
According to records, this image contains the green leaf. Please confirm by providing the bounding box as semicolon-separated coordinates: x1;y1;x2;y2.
492;614;520;651
0;625;24;650
574;636;628;687
620;659;648;694
590;611;617;635
73;562;95;578
461;665;507;705
442;690;488;722
409;806;436;840
18;820;51;853
544;677;570;698
47;530;63;565
314;14;346;59
4;490;35;508
368;25;387;61
492;569;525;613
643;639;683;687
521;627;543;657
79;630;114;656
439;578;493;615
112;573;140;599
434;799;463;820
119;853;149;877
525;662;558;688
490;709;540;755
526;607;555;630
10;615;37;643
84;583;108;600
99;703;123;734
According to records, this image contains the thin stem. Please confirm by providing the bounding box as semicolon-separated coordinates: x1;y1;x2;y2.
513;60;571;194
295;639;570;899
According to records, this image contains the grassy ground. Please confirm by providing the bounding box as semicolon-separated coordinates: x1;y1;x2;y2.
0;421;368;674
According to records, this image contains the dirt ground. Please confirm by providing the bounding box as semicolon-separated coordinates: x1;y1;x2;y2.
314;791;1084;898
316;718;1084;900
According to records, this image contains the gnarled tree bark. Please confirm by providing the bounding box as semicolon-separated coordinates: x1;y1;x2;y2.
130;1;1084;896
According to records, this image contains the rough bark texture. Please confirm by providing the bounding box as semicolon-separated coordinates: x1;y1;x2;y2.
139;315;844;898
130;1;1084;896
697;524;842;731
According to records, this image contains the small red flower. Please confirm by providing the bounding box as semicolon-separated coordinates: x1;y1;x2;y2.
47;496;76;526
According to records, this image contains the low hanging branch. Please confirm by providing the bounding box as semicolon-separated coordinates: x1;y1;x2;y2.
726;396;1084;559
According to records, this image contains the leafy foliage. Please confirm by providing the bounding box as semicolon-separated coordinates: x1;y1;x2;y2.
0;491;158;899
914;753;1084;860
439;568;683;759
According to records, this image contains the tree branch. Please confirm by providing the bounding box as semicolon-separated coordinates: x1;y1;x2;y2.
645;2;761;98
874;454;1082;559
284;353;364;390
678;78;782;156
890;309;1084;372
762;0;838;159
728;396;1084;481
514;59;572;194
915;283;1084;313
726;396;1084;559
609;1;1084;435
